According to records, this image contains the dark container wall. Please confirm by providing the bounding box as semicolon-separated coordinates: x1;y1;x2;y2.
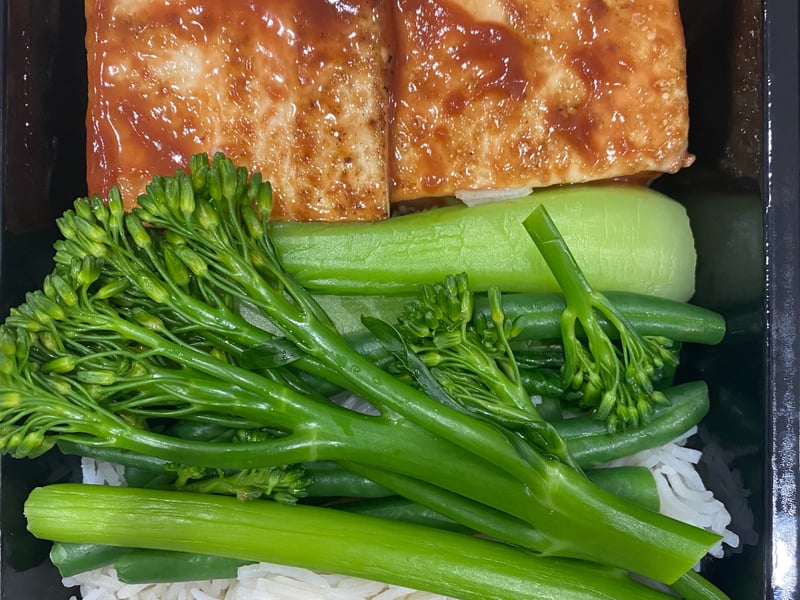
1;2;86;598
761;0;800;598
0;0;797;599
1;0;87;315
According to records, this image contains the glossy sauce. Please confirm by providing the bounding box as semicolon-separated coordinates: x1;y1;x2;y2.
390;0;531;193
86;0;691;216
86;0;390;220
548;1;620;164
389;0;691;199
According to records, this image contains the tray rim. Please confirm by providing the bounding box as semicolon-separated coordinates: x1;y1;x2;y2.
762;0;800;597
0;0;796;598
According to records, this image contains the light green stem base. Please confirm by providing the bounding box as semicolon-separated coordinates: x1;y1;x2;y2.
27;484;677;600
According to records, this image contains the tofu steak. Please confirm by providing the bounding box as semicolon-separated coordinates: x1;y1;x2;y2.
85;0;691;221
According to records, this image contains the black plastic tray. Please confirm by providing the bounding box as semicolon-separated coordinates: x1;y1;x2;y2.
0;1;797;598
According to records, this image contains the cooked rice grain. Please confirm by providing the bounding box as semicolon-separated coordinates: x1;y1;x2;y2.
65;564;456;600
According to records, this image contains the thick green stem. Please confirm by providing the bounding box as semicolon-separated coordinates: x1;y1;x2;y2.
522;207;596;322
268;184;697;302
26;484;677;600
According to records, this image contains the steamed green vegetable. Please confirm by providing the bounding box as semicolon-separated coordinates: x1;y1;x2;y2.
45;486;635;585
2;153;722;589
270;183;697;301
281;293;724;423
309;290;727;342
523;207;681;432
45;491;725;600
27;484;680;600
250;291;725;404
556;381;710;466
50;542;250;583
56;380;709;496
361;272;578;468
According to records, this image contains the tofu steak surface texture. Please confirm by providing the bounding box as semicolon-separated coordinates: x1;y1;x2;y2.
390;0;692;200
85;0;391;221
85;0;691;221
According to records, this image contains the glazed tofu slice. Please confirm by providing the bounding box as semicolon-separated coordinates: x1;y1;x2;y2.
389;0;693;201
85;0;391;221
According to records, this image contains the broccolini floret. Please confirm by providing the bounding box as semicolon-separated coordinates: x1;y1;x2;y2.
366;272;578;468
523;206;679;432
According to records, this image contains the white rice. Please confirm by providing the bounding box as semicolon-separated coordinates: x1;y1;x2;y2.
65;563;456;600
68;426;743;600
602;426;740;559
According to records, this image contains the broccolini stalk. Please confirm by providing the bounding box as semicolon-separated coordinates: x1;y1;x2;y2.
26;484;680;600
3;153;719;583
1;239;715;583
132;155;719;578
523;206;679;432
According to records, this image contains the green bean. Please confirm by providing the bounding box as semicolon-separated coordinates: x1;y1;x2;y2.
555;381;709;467
586;466;660;512
492;291;726;346
335;496;471;532
115;549;249;583
50;542;133;578
51;541;249;583
57;441;171;473
320;291;724;348
303;462;393;498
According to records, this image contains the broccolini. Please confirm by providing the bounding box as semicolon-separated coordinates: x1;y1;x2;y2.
2;153;720;588
524;206;681;432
